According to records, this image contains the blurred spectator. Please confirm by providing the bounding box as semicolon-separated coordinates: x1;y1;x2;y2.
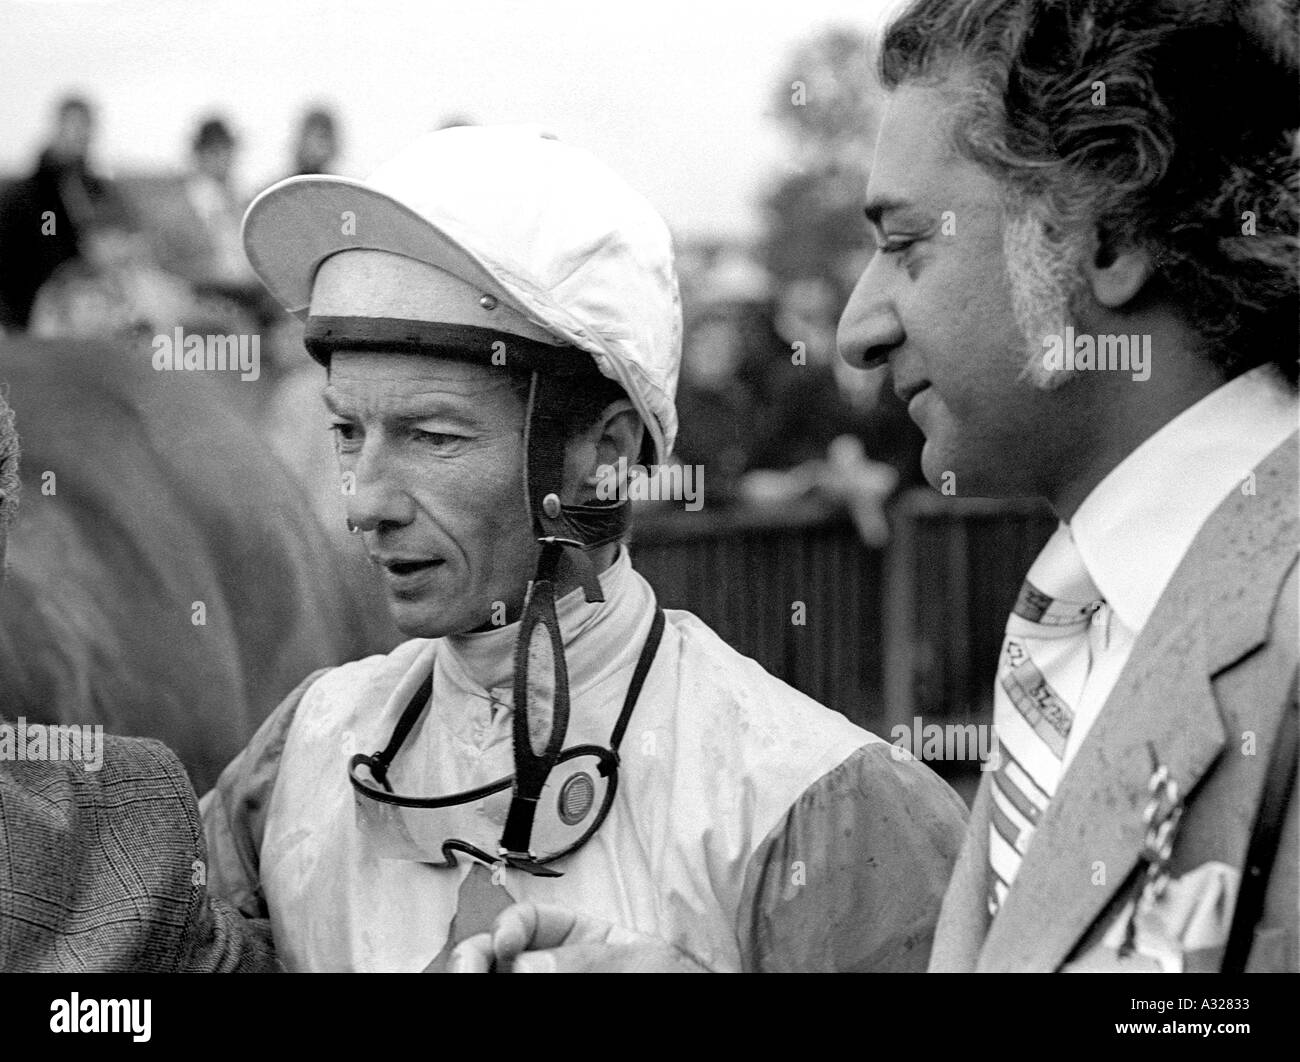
146;116;251;290
0;94;123;330
672;253;924;539
776;276;869;407
29;206;255;359
770;274;924;487
288;106;341;176
675;255;859;504
674;299;773;503
740;275;923;541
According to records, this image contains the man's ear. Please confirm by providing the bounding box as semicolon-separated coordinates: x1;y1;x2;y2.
1083;228;1154;310
564;400;644;504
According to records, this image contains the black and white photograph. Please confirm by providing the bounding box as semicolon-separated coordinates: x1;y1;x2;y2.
0;0;1296;1033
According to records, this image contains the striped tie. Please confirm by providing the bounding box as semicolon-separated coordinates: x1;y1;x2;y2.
987;522;1103;916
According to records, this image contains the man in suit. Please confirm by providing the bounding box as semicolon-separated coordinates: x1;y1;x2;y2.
836;0;1298;971
0;387;277;972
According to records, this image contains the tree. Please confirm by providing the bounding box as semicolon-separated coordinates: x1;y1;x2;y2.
761;25;882;298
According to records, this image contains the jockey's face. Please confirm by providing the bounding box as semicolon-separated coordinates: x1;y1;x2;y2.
325;351;539;638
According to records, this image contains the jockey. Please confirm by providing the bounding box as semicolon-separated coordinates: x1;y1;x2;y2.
200;125;967;972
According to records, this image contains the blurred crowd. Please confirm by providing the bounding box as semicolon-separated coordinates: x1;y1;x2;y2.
0;96;343;340
673;244;923;542
0;93;922;544
0;94;357;528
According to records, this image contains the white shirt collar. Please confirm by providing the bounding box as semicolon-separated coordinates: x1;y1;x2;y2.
437;546;651;700
1070;366;1298;634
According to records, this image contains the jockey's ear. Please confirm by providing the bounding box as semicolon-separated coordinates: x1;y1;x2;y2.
565;399;642;503
593;399;643;473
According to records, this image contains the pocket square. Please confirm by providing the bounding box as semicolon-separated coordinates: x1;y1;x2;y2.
1065;861;1239;973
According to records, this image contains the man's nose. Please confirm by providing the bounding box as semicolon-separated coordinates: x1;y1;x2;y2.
345;442;416;533
837;259;905;370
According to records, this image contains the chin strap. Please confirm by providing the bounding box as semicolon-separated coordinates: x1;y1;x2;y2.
521;370;629;602
499;371;630;874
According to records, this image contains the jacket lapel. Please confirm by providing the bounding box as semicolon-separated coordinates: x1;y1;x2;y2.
976;433;1298;972
976;614;1224;970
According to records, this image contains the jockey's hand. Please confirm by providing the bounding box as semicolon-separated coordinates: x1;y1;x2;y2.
447;903;708;973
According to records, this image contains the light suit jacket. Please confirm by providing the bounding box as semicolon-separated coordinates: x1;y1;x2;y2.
930;434;1298;972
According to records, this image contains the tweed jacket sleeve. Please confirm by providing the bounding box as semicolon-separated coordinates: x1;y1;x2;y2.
0;730;278;972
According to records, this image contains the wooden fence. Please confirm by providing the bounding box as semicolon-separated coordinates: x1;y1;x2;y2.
630;491;1056;793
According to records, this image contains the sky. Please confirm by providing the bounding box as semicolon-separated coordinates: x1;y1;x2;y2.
1;0;905;240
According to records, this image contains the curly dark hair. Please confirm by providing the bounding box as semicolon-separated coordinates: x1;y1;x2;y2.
880;0;1300;385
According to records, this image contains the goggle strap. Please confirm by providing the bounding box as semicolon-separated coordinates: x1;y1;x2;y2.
609;608;666;754
502;555;572;855
566;548;605;603
499;795;540;862
370;671;435;783
353;606;666;873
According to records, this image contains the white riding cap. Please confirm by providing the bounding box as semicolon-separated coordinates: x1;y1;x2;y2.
241;124;682;463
